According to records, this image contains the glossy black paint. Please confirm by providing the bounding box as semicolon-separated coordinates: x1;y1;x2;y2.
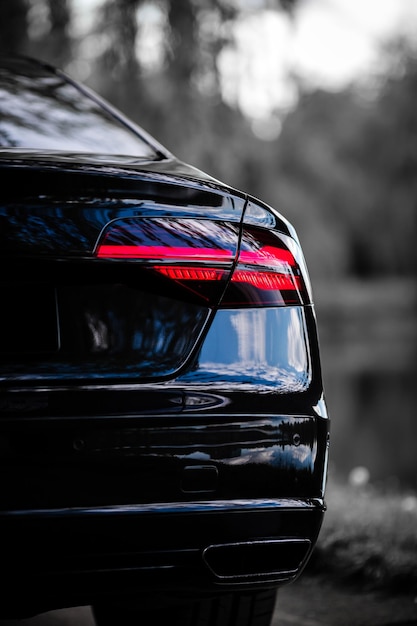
0;57;329;619
0;157;247;255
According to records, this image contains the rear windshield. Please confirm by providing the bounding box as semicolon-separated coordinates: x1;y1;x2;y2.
0;60;159;159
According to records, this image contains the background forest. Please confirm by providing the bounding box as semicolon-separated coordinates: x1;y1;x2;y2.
1;0;417;489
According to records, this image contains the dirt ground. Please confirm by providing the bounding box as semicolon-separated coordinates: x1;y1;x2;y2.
0;574;416;626
275;574;417;626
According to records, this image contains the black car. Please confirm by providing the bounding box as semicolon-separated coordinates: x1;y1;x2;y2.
0;57;329;625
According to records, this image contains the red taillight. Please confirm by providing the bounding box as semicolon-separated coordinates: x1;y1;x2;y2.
97;245;233;262
238;246;295;266
156;267;226;281
95;217;238;305
95;217;310;307
231;270;302;291
220;226;310;307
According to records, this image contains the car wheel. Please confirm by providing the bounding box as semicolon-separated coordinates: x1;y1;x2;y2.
92;589;278;626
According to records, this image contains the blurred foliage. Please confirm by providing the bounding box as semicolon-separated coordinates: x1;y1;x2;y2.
310;474;417;592
1;0;417;281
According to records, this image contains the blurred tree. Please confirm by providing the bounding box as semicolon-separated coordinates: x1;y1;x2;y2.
86;0;298;151
0;0;72;66
262;42;417;280
353;42;417;276
45;0;72;66
0;0;28;56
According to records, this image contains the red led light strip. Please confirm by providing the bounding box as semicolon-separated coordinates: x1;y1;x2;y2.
239;246;294;266
96;245;234;261
155;267;226;281
232;269;300;291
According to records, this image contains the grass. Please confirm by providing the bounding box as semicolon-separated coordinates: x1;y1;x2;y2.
307;471;417;593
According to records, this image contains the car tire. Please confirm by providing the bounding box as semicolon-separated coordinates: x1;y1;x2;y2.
92;589;278;626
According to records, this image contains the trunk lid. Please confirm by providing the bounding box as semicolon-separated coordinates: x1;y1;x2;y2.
0;153;245;385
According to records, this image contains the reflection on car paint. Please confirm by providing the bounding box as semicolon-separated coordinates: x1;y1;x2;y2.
0;68;158;157
0;176;245;254
180;307;311;392
78;416;318;481
2;499;322;517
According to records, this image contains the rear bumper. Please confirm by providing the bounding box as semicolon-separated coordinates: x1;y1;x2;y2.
0;391;329;616
0;498;325;615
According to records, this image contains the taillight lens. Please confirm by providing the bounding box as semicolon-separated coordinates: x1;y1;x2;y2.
95;218;310;307
95;217;238;305
222;225;310;307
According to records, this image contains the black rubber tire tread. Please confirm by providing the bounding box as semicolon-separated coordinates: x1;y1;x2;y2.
92;588;278;626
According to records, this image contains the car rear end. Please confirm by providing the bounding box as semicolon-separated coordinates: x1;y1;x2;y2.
0;155;329;618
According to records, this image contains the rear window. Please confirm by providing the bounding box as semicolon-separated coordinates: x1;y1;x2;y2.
0;59;159;159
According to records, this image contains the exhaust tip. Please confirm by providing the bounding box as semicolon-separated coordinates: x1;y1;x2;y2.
203;539;311;583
